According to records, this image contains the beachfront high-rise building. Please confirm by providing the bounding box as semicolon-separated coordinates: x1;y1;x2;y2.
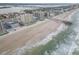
20;13;35;25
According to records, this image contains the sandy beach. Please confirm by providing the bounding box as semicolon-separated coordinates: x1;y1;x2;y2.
0;9;78;54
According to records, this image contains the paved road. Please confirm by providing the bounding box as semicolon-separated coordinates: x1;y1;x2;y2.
0;9;76;54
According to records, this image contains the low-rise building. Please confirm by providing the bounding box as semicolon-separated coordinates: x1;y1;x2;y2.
33;10;50;21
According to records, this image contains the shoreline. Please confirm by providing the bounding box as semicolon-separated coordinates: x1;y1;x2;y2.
9;24;64;55
13;9;79;55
